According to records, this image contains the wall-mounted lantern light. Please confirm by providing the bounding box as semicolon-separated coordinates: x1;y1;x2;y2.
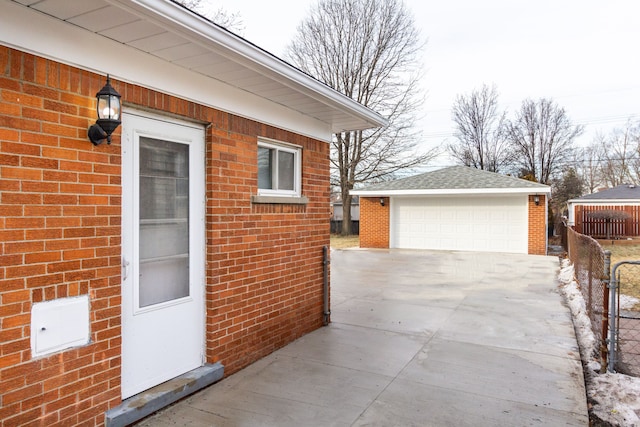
380;197;385;206
534;195;540;206
88;75;121;145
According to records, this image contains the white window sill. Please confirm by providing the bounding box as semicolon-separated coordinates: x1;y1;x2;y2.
251;195;309;205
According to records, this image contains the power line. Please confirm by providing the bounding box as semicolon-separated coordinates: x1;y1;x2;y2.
576;113;639;126
420;114;639;144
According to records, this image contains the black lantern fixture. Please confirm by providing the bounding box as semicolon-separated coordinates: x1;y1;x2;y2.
88;75;121;145
534;195;540;206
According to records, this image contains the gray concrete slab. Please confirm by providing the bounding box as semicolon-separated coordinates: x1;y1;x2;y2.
138;249;588;426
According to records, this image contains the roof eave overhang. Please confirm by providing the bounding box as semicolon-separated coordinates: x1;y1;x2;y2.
110;0;388;132
2;0;387;135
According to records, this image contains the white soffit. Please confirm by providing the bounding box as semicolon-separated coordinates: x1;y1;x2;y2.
5;0;387;135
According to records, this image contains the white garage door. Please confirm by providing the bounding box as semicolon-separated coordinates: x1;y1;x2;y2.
391;195;528;253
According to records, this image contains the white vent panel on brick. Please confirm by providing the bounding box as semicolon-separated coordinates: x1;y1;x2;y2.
31;296;90;357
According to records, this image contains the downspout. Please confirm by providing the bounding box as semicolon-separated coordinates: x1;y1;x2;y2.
322;245;330;326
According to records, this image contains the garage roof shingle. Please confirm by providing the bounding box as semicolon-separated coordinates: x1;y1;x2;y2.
351;166;550;195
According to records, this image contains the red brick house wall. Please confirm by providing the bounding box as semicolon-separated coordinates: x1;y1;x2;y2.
0;46;329;426
206;118;329;374
359;197;389;248
528;194;547;255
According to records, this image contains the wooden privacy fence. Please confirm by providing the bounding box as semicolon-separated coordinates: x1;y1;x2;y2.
330;220;359;235
575;205;640;238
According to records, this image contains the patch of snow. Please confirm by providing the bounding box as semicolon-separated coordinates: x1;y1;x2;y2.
621;294;640;311
589;373;640;426
558;260;596;360
558;259;640;426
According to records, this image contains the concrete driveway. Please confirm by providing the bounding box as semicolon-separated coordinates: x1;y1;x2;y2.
140;249;588;426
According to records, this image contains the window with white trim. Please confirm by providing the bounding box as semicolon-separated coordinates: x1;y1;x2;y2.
257;139;302;197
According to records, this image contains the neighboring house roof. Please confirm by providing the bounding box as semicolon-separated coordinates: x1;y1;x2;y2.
2;0;387;137
351;166;550;196
568;184;640;203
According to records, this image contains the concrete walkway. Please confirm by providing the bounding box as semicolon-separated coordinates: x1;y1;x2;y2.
139;249;588;426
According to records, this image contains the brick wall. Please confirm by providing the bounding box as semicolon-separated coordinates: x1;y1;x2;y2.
0;46;329;425
204;117;329;374
0;47;122;426
359;197;389;248
528;195;547;255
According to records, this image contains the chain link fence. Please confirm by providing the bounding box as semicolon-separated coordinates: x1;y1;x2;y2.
609;262;640;376
564;224;611;368
562;221;640;377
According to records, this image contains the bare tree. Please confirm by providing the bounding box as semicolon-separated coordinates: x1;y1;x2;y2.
506;98;583;185
630;120;640;182
175;0;245;34
552;167;583;216
575;140;604;193
599;119;640;186
286;0;437;234
448;84;513;172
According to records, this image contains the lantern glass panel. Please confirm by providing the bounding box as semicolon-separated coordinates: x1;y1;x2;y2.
97;94;121;120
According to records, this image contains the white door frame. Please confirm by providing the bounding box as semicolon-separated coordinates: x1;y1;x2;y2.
121;109;206;398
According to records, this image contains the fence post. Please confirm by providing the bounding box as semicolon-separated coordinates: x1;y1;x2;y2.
603;250;612;372
567;226;572;261
588;250;593;319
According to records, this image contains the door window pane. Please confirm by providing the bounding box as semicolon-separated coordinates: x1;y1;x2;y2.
139;137;190;307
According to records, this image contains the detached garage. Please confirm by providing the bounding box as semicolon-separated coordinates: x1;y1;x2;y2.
351;166;551;255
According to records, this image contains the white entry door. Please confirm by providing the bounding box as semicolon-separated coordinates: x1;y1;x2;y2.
121;111;205;399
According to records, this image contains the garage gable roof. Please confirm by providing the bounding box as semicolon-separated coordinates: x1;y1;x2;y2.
568;184;640;203
351;166;551;196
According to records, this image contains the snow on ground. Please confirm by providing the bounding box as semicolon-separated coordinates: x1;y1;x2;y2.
559;260;640;426
621;295;640;311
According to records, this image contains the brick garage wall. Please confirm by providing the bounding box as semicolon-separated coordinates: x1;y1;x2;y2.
359;197;389;248
0;46;329;425
528;195;547;255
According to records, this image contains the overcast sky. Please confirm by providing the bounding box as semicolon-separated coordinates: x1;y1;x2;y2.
209;0;639;166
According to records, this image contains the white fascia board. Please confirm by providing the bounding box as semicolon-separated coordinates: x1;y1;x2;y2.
351;187;551;197
1;0;324;142
110;0;388;131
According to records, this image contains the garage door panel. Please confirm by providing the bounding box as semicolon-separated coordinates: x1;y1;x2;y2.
424;224;439;233
440;224;456;234
456;211;474;222
456;223;472;234
391;196;528;254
